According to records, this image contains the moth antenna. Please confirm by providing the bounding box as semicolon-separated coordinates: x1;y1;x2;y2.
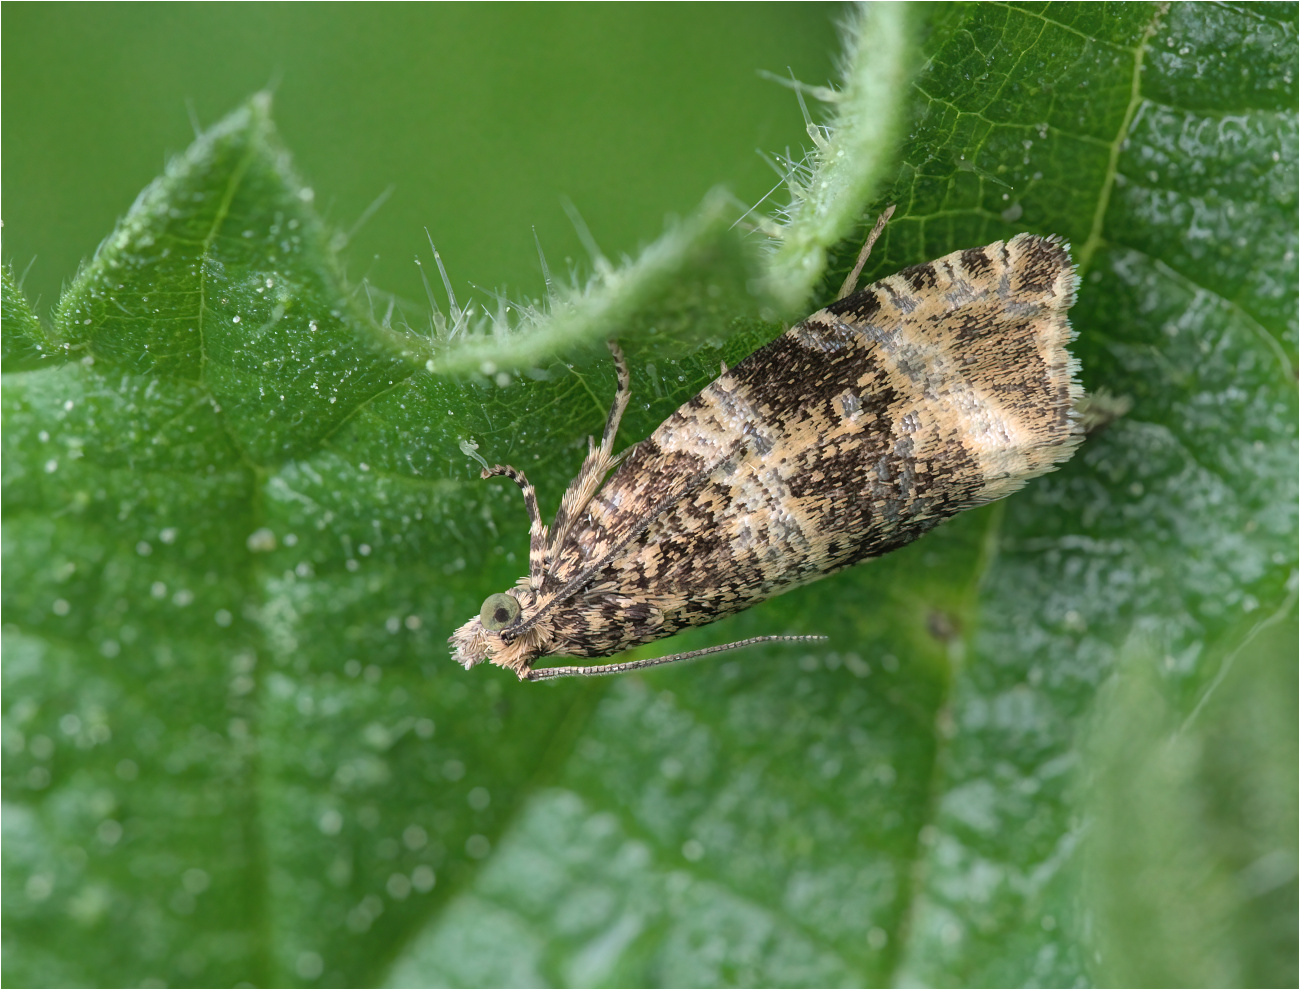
481;463;549;589
546;341;632;556
600;341;631;449
526;635;829;681
837;204;896;301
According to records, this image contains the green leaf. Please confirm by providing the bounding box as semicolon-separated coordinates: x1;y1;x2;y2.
763;2;921;311
1084;610;1298;987
52;93;412;464
428;188;769;376
4;4;1295;988
2;265;67;371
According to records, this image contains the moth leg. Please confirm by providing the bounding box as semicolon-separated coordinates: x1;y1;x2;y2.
546;340;632;555
836;203;897;300
481;463;549;589
599;340;632;455
525;635;827;681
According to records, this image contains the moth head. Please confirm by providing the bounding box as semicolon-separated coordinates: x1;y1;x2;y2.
449;586;544;675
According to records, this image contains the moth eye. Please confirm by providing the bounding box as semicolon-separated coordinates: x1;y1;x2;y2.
479;593;521;631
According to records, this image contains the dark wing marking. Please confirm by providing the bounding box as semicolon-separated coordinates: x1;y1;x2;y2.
543;235;1080;653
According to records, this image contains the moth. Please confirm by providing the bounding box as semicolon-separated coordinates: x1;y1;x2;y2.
450;221;1082;681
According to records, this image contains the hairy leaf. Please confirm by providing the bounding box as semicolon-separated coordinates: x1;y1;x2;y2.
4;4;1295;987
2;265;65;371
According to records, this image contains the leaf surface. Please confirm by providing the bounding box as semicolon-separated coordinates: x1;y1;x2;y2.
2;265;65;371
3;4;1295;987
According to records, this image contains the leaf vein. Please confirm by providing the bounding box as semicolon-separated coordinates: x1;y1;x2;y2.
1077;4;1170;275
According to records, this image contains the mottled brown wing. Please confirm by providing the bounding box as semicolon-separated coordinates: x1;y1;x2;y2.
549;234;1081;653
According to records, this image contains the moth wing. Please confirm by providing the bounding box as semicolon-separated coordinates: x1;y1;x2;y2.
551;234;1081;640
540;406;745;593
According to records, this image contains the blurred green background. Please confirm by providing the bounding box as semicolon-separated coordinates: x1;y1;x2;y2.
4;2;840;313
